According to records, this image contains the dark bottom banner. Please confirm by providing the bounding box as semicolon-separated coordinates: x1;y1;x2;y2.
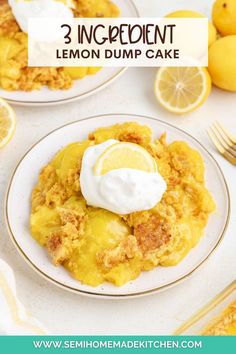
0;336;235;354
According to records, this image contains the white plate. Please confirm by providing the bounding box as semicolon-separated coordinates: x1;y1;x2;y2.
0;0;139;106
6;114;230;299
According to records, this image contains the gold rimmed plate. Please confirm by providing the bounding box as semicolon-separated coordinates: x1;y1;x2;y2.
5;114;230;298
0;0;139;107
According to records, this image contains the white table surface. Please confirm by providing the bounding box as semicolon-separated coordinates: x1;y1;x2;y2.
0;0;235;335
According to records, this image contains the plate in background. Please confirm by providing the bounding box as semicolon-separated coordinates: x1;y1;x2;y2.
174;280;236;335
0;0;139;106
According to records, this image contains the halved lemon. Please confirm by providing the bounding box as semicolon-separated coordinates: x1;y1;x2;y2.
154;67;211;114
0;98;16;148
94;142;157;175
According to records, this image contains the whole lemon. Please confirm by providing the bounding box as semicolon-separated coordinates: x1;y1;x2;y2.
212;0;236;36
208;35;236;91
166;10;217;47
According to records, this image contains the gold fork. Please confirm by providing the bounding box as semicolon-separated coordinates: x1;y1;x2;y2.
207;121;236;165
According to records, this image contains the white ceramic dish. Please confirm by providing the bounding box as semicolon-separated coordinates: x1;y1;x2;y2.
0;259;48;334
6;114;230;299
0;0;138;106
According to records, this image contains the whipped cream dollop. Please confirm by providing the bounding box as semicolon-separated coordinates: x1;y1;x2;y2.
9;0;73;34
80;140;167;215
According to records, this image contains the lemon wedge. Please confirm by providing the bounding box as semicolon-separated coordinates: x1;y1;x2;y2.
154;67;211;114
94;142;157;176
0;98;16;148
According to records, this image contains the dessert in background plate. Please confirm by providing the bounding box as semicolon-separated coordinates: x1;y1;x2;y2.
30;122;215;287
175;281;236;335
202;300;236;335
0;0;119;91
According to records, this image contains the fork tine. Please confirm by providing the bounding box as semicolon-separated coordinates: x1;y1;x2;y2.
213;122;236;151
215;121;236;145
207;128;225;154
222;151;236;165
211;125;236;157
207;128;236;165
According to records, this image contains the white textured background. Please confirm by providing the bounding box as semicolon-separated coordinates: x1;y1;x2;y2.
0;0;235;334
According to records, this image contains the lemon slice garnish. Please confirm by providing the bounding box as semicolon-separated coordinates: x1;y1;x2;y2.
0;98;16;148
94;142;157;176
154;67;211;114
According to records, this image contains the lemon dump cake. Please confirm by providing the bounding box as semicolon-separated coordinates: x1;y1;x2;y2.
30;122;216;287
202;301;236;335
0;0;119;91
